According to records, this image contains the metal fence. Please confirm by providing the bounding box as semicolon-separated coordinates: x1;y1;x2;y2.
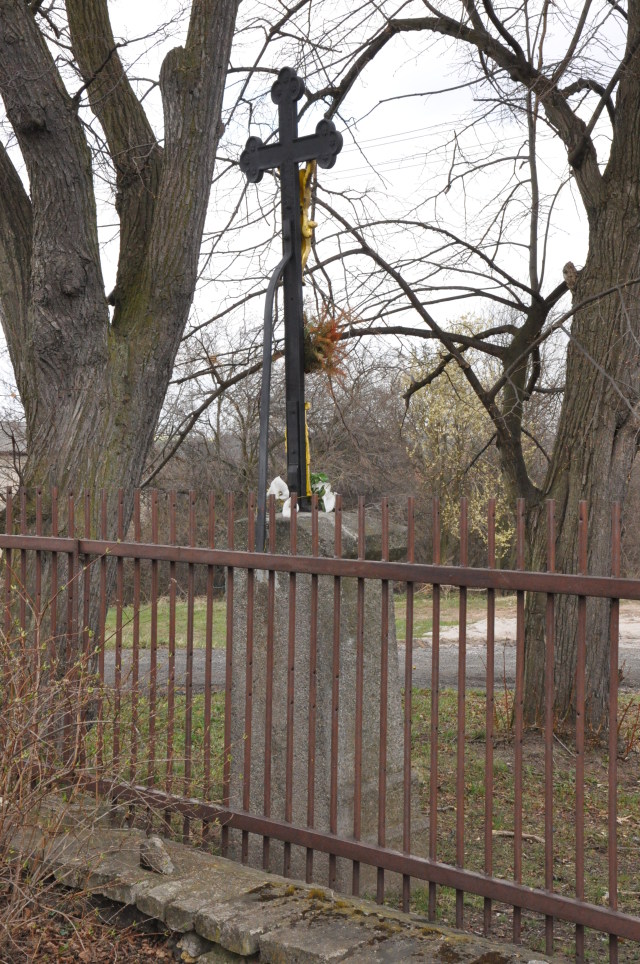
1;487;640;962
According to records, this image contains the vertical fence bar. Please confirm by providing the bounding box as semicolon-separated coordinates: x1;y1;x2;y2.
65;493;76;765
4;488;12;645
329;495;342;889
513;498;525;943
18;489;27;719
203;493;215;843
3;490;12;760
306;494;319;883
263;495;276;870
51;490;60;766
82;491;91;661
78;491;89;770
96;491;106;775
131;489;141;786
35;488;43;628
284;494;297;878
352;496;365;896
81;489;90;652
148;490;159;798
71;494;80;764
221;493;234;858
608;502;620;964
484;498;496;936
242;493;256;863
428;496;441;921
455;497;468;929
377;497;389;904
51;489;58;686
545;500;556;955
183;489;196;842
35;487;43;620
0;491;10;775
167;490;177;811
19;487;26;639
403;496;415;913
51;492;60;768
32;488;43;783
113;490;123;771
575;500;587;962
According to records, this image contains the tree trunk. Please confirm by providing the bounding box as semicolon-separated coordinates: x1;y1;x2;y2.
0;0;238;526
0;0;239;675
524;204;640;731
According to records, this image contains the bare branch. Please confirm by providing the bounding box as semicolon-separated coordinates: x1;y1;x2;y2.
142;357;264;488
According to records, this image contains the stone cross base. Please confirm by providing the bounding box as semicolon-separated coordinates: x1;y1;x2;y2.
228;511;425;895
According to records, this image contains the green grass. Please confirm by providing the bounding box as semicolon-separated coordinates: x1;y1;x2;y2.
394;587;515;639
88;691;226;804
104;596;226;650
408;688;640;961
104;589;516;649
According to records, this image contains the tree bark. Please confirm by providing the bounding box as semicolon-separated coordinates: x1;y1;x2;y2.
524;209;640;730
522;6;640;731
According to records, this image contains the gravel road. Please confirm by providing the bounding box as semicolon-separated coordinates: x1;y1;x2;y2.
102;613;640;692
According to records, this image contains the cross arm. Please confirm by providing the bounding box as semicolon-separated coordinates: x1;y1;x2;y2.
240;119;343;183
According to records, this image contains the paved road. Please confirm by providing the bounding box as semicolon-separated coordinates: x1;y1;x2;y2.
102;615;640;692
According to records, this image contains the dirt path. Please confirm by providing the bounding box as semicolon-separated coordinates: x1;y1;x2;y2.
103;603;640;692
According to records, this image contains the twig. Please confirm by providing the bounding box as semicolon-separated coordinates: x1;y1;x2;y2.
553;732;576;757
492;829;545;845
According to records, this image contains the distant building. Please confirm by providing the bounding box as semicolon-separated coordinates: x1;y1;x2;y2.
0;420;26;492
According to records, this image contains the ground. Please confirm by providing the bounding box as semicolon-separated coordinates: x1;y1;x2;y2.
0;892;176;964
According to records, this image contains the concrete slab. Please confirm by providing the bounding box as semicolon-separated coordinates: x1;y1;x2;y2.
161;869;265;933
258;915;374;962
196;883;318;956
198;947;257;963
344;930;532;963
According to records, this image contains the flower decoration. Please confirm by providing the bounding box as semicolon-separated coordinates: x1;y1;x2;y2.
268;474;336;514
267;476;298;518
303;307;348;379
282;497;298;519
311;472;336;512
267;476;289;501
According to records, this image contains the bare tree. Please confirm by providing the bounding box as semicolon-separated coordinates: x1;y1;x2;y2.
184;1;636;728
0;0;238;539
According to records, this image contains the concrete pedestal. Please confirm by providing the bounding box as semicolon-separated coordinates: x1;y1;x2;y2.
228;511;421;895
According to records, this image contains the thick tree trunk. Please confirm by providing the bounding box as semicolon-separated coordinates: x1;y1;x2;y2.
523;206;640;731
521;4;640;731
0;0;238;520
0;0;239;673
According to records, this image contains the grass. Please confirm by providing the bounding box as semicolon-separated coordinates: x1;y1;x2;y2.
91;684;640;961
104;595;226;650
87;691;227;806
395;586;515;639
103;587;515;649
408;689;640;961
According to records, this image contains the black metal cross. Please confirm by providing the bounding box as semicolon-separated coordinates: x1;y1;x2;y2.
240;67;342;540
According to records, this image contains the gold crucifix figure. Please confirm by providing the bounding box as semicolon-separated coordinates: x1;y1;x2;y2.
299;160;317;281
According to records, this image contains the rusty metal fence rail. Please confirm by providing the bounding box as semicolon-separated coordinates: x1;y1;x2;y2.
1;487;639;963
